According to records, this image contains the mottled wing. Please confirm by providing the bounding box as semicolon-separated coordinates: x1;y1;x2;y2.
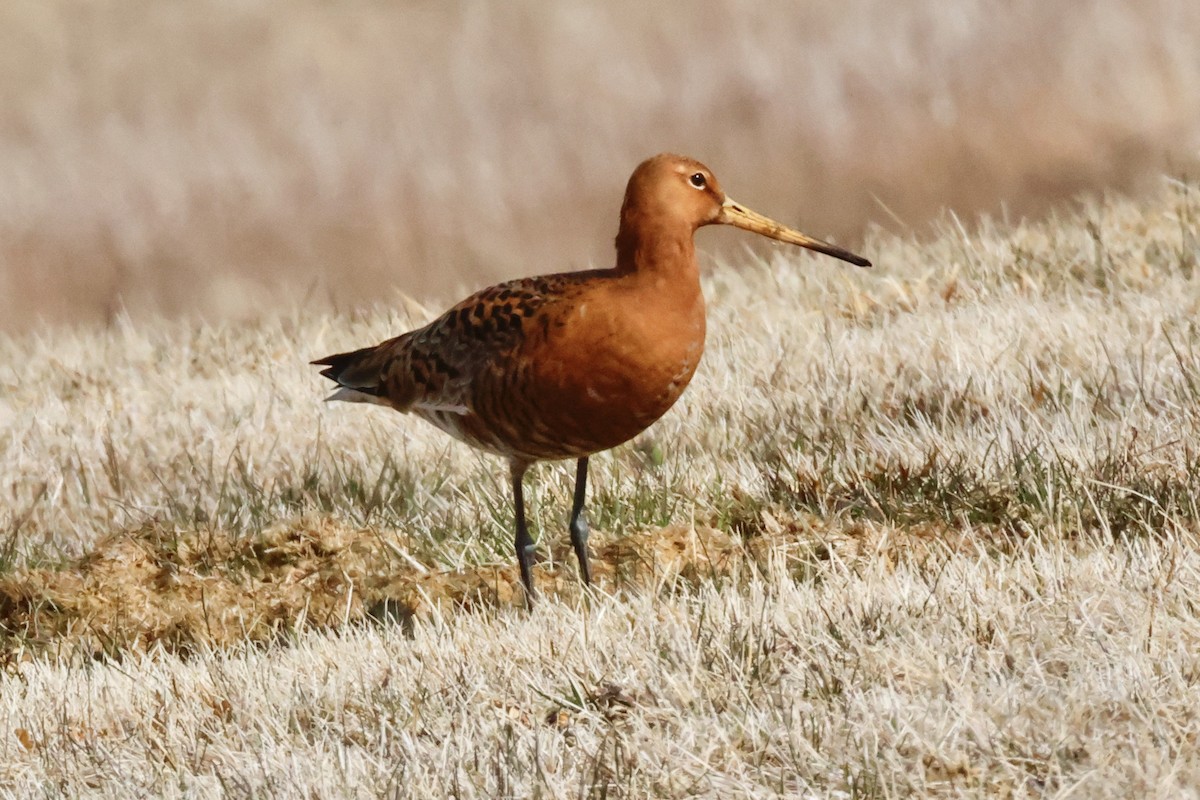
313;276;564;414
312;338;402;405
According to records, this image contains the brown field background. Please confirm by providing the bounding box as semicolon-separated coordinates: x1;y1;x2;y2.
3;3;1200;791
2;0;1198;331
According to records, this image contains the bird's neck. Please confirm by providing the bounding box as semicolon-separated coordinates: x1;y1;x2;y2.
613;210;699;281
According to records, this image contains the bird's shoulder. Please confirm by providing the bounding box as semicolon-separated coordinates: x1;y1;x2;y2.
416;271;600;349
373;272;601;408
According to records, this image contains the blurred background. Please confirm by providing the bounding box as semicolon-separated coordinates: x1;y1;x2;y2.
1;0;1198;331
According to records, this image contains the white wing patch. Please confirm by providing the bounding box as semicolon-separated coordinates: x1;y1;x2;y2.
325;387;390;406
414;401;470;415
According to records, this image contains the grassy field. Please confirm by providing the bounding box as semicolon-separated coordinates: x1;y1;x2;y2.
2;0;1199;330
1;177;1199;796
3;1;1200;795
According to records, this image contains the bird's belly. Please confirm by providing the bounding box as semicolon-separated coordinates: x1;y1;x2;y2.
415;283;707;462
419;335;703;462
417;407;523;458
524;325;705;457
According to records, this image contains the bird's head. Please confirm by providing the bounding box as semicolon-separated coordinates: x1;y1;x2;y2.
619;153;870;268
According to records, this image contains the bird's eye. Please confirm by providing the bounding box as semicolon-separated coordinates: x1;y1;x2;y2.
688;172;707;189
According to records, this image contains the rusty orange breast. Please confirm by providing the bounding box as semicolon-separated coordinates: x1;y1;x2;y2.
550;276;705;452
471;271;707;461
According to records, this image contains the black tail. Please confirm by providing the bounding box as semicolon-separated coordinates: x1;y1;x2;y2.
313;346;367;380
311;344;385;396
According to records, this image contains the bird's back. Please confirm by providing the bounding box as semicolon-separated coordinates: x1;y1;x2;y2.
315;271;604;459
315;261;707;463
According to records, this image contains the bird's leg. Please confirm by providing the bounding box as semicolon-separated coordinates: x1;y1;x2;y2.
510;460;537;603
568;456;592;585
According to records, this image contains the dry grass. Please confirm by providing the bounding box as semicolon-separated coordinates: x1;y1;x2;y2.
4;5;1200;794
4;531;1198;798
2;0;1200;330
0;518;773;658
0;174;1198;795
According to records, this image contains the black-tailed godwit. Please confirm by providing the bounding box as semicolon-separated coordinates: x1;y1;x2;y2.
314;153;870;601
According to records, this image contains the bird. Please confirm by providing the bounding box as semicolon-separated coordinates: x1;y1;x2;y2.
313;153;870;602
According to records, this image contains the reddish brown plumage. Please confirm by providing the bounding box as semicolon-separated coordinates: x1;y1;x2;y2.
314;153;869;600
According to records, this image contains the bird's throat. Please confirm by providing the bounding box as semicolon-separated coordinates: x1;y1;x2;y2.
614;211;699;278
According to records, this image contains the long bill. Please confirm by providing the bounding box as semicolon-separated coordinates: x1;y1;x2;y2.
718;197;871;267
